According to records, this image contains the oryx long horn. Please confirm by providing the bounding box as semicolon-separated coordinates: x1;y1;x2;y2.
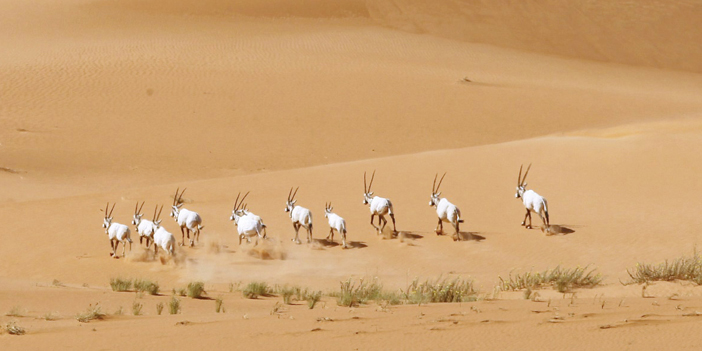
156;205;163;221
436;172;446;192
108;202;116;218
364;172;367;193
138;201;145;214
105;202;109;216
240;191;250;207
518;165;523;186
177;188;187;204
233;192;241;211
522;163;532;186
153;204;158;221
291;187;299;201
287;187;293;202
173;188;180;205
368;170;375;191
135;201;139;214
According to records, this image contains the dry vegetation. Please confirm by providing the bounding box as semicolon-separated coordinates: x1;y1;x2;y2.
499;266;603;293
625;253;702;285
76;304;106;323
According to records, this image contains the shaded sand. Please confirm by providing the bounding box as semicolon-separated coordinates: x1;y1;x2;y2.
1;0;702;349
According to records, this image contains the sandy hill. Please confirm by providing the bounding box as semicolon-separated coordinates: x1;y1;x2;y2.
1;0;702;349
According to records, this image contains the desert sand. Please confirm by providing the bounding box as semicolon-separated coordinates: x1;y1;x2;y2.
1;0;702;349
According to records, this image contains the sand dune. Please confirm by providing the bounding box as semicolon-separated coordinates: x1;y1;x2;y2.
1;0;702;349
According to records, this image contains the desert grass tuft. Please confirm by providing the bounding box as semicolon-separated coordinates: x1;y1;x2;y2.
156;302;164;315
110;278;133;292
306;291;322;309
215;296;224;313
134;279;160;295
625;253;702;285
44;312;60;321
186;281;206;299
168;297;181;314
402;277;479;304
243;282;272;299
499;266;602;293
336;278;384;307
6;306;23;317
5;321;25;335
76;304;105;323
132;301;143;316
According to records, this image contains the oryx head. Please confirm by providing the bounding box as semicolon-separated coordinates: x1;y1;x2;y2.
362;171;375;205
429;172;446;207
284;187;298;214
152;204;164;229
324;202;333;219
170;188;186;219
230;191;249;223
515;163;531;199
132;201;145;226
102;202;116;233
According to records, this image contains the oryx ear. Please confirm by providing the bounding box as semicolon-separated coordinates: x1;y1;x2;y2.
177;203;183;208
155;220;162;226
437;192;441;197
523;183;527;188
292;200;297;205
369;192;374;196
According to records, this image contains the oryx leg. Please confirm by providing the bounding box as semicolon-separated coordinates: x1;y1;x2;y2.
187;228;194;247
307;223;313;243
526;211;533;229
327;228;334;242
389;213;397;233
140;236;143;245
379;215;388;233
110;240;115;257
341;230;348;249
180;227;186;246
521;209;529;226
370;214;380;233
292;223;302;244
436;218;443;235
114;241;120;258
122;240;127;257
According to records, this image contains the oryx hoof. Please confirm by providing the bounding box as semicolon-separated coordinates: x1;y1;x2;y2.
526;225;532;229
521;222;526;226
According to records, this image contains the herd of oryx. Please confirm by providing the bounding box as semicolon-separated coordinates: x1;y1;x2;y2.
101;165;551;258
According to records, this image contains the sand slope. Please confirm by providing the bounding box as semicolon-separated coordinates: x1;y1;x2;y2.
1;0;702;349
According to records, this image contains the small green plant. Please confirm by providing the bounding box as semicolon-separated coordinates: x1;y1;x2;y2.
499;266;602;293
337;278;384;307
76;304;105;323
156;302;164;315
402;277;478;304
276;285;300;304
44;312;60;321
114;306;124;315
625;254;702;285
168;297;181;314
134;279;160;295
52;279;63;287
6;306;23;317
229;282;241;293
5;321;25;335
215;296;224;313
186;282;206;299
306;291;322;309
110;278;133;292
243;282;271;299
132;301;143;316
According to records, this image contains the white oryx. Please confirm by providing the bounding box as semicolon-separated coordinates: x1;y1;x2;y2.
230;192;267;245
515;164;550;230
170;188;204;247
102;202;132;258
362;171;397;235
151;205;176;256
324;202;348;249
131;201;155;248
284;187;313;244
429;173;465;240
